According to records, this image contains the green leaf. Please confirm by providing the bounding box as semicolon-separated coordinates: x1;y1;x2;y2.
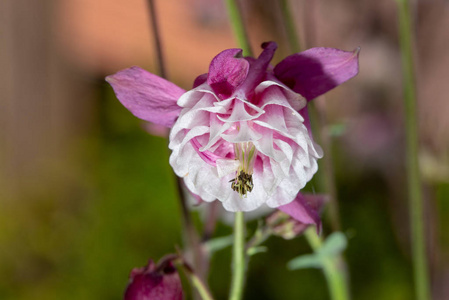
204;235;234;253
247;246;268;256
287;253;323;270
318;232;347;257
328;123;347;137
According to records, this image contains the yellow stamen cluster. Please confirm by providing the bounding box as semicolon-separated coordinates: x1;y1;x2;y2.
230;142;257;197
229;170;254;197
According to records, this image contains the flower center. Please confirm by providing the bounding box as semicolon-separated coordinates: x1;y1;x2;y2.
229;142;258;197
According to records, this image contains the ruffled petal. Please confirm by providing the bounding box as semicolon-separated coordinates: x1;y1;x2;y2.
106;67;185;128
274;47;360;101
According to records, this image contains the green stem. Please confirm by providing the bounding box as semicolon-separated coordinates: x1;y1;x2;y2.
146;2;207;296
179;259;215;300
224;0;252;56
191;273;215;300
279;1;347;297
308;102;342;230
305;228;349;300
395;0;431;299
245;226;272;253
279;0;301;53
229;211;246;300
223;2;251;299
279;0;342;231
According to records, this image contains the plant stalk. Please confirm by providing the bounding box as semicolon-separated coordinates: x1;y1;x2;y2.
147;0;167;78
223;2;251;299
279;0;301;53
305;228;349;300
146;2;207;298
229;211;246;300
395;0;431;299
190;272;216;300
224;0;252;56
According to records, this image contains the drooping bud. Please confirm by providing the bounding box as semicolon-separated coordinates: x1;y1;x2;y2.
124;256;183;300
267;193;328;239
230;142;258;197
266;210;309;240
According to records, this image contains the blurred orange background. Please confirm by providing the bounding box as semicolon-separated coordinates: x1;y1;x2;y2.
1;0;449;299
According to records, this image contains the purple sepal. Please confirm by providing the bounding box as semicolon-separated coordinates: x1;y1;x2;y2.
207;49;249;98
106;67;185;128
193;73;208;88
274;47;360;101
239;42;278;96
278;193;327;233
124;259;183;300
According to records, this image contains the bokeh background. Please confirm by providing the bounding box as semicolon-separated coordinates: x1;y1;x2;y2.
1;0;449;299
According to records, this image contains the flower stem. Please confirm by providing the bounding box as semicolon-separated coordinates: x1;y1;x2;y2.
245;225;272;253
190;272;216;300
146;0;167;78
178;257;216;300
305;228;349;300
229;211;246;300
278;0;342;231
311;102;342;231
395;0;431;299
175;178;203;275
146;2;207;297
223;3;251;297
224;0;252;56
279;0;301;53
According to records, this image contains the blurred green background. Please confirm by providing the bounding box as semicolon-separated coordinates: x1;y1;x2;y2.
1;0;448;299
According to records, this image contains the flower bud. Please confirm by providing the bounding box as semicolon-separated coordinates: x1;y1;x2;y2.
267;193;328;239
124;257;183;300
266;210;309;240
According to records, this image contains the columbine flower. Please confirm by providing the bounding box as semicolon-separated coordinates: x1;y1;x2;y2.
106;42;359;212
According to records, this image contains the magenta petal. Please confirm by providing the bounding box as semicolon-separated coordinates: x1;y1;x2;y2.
240;42;277;96
274;47;360;101
193;73;208;88
124;259;183;300
106;67;185;128
278;193;327;232
207;49;249;98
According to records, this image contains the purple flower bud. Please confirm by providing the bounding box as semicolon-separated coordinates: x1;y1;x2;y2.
267;210;309;240
124;258;183;300
266;193;328;239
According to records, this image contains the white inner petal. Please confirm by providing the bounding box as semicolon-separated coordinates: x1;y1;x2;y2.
169;80;323;212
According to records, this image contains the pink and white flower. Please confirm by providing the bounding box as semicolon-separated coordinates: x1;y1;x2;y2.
106;42;359;220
